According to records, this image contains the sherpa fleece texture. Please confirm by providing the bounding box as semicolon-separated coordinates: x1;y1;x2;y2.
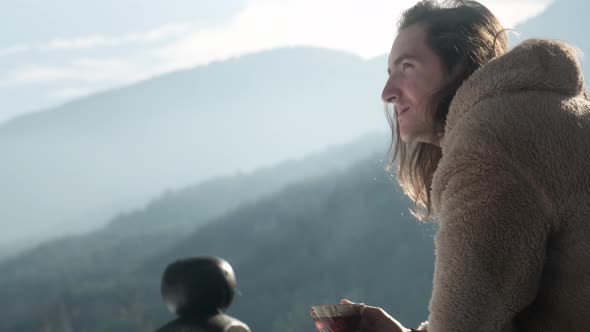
420;39;590;331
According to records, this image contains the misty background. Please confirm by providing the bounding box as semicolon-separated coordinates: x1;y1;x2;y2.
0;0;587;331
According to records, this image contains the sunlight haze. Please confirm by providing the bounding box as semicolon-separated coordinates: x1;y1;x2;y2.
0;0;551;122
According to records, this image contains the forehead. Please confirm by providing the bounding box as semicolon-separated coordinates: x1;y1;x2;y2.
388;24;432;65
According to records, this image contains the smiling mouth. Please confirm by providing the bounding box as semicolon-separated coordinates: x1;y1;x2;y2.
397;107;409;116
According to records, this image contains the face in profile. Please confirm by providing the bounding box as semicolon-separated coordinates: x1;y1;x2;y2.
381;23;447;145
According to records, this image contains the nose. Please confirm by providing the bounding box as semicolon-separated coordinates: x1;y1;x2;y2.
381;75;400;103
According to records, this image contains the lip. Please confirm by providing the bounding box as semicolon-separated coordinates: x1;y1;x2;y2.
397;107;409;117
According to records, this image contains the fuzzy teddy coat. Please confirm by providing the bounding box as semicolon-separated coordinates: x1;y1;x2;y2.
418;39;590;331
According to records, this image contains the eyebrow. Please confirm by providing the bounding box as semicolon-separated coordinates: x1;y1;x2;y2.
387;53;420;74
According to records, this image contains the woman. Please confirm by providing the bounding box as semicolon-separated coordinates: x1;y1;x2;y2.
345;0;590;331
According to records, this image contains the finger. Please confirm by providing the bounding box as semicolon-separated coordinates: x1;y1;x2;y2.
340;299;355;304
360;307;406;332
360;306;381;318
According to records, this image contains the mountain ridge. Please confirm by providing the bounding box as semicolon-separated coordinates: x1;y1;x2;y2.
0;45;388;246
0;148;435;332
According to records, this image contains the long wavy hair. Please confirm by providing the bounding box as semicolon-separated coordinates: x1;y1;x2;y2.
385;0;508;221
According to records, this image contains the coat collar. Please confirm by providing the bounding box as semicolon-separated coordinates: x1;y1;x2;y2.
444;38;585;136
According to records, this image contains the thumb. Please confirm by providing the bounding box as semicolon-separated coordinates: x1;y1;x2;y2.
340;299;355;304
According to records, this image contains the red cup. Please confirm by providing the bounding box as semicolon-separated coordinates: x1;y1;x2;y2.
309;304;364;332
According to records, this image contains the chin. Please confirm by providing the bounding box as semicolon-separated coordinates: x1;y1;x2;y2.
399;134;413;144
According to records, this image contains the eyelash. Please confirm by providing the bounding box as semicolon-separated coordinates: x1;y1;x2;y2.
402;62;413;71
387;62;414;76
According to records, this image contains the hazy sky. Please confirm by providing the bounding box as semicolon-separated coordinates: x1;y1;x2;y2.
0;0;551;123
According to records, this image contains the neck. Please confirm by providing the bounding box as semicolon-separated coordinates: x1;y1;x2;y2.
430;132;445;148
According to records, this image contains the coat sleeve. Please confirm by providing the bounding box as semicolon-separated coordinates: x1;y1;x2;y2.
425;130;550;332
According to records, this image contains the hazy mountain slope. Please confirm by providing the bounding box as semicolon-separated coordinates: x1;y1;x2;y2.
147;155;436;332
0;46;388;248
0;132;386;279
0;151;435;332
0;134;400;330
511;0;588;78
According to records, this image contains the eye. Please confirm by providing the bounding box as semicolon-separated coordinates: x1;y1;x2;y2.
401;62;414;71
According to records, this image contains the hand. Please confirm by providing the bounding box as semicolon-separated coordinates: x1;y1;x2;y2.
340;299;410;332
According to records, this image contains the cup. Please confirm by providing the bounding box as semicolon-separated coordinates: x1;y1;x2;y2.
309;303;364;332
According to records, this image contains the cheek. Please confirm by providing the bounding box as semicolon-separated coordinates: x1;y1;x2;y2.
410;78;440;110
404;77;430;100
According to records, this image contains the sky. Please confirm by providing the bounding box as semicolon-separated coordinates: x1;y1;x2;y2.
0;0;552;123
